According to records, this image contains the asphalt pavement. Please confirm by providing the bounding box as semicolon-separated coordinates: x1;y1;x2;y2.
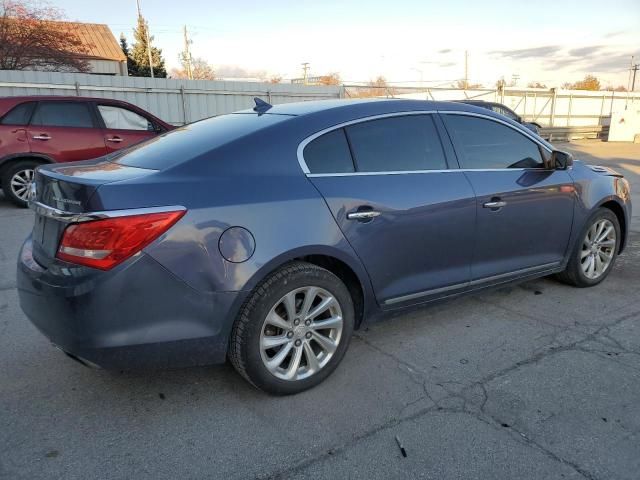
1;140;639;480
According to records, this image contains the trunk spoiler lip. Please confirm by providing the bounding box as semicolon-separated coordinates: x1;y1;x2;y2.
28;199;186;224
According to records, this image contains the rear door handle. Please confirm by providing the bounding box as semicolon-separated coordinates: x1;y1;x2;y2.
107;137;123;143
483;201;507;209
32;134;51;141
347;210;381;221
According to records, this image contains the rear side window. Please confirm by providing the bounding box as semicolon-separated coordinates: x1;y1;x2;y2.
304;129;354;174
98;105;152;131
444;114;544;169
1;102;35;125
31;102;95;128
345;115;447;172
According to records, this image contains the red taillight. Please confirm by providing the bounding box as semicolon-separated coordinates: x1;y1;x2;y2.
56;210;186;270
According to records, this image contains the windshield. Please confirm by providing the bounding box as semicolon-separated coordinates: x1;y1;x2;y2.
113;113;291;170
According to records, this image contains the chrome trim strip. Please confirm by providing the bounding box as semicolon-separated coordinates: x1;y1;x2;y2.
467;262;560;287
384;281;469;305
383;262;561;306
296;110;438;175
307;168;540;178
297;109;553;177
29;201;187;224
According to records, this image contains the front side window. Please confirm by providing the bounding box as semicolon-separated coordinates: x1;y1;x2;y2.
98;105;152;131
1;102;35;125
304;128;354;174
444;114;544;169
345;115;447;172
31;102;95;128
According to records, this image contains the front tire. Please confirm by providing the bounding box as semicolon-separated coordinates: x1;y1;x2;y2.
1;160;39;208
229;261;354;395
557;208;620;287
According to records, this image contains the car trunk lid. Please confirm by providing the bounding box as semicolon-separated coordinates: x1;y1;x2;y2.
31;159;157;267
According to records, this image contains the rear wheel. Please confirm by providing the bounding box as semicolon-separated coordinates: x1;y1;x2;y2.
557;208;620;287
1;160;39;208
229;261;354;395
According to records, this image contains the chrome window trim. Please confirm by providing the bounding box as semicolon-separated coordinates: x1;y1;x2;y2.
296;109;553;177
29;201;186;224
296;110;438;175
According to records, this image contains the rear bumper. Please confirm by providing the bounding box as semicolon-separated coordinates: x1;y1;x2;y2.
17;237;242;369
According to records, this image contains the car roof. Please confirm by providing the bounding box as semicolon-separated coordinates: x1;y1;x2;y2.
0;95;140;104
239;98;493;117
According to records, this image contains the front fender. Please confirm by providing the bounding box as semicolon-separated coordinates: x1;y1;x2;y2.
569;162;632;253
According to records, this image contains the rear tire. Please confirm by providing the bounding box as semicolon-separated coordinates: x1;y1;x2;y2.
1;160;39;208
557;208;620;287
229;261;354;395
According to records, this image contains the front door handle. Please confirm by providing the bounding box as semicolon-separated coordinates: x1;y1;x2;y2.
347;210;381;221
483;200;507;209
32;134;51;141
107;137;123;143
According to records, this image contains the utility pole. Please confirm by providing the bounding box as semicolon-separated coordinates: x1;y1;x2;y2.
183;25;193;80
464;50;468;89
136;0;154;78
631;63;639;92
511;73;520;86
301;62;310;85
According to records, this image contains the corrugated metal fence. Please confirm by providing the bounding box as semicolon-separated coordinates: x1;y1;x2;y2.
0;70;343;125
344;84;640;140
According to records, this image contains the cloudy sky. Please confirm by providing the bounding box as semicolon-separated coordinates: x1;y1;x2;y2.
56;0;639;87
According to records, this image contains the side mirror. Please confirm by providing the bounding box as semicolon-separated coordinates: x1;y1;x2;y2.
551;150;573;170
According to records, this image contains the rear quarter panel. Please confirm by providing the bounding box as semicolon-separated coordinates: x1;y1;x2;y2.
90;124;376;318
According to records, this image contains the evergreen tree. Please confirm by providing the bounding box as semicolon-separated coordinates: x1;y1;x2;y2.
119;33;138;76
129;15;166;78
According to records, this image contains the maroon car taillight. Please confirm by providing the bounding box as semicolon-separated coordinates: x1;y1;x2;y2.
56;210;186;270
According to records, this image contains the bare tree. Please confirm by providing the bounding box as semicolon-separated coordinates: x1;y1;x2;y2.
564;75;602;91
171;57;214;80
318;72;341;85
0;0;90;72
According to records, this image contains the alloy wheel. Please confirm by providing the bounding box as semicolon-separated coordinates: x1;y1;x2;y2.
259;286;343;381
10;168;34;202
580;218;616;279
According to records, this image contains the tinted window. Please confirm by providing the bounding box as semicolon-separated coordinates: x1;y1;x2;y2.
304;129;354;174
98;105;151;131
345;115;447;172
445;115;544;169
31;102;94;128
115;113;290;170
1;102;35;125
491;105;517;120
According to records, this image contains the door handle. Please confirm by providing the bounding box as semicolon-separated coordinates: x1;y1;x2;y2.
107;137;123;143
483;201;507;209
347;210;381;221
32;134;51;141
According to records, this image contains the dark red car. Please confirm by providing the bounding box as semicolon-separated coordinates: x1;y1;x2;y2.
0;96;174;207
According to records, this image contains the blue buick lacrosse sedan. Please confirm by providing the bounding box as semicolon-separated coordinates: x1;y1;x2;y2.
18;99;631;394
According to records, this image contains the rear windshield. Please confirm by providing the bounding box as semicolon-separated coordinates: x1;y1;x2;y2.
113;113;290;170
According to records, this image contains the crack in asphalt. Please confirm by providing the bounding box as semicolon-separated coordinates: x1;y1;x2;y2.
261;300;639;480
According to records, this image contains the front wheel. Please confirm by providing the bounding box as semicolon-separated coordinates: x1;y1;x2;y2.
229;261;354;395
557;208;620;287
